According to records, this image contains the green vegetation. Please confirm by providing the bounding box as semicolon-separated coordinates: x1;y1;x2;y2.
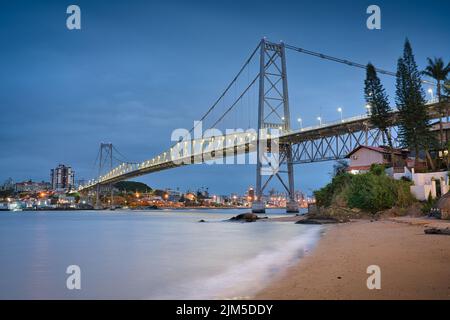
365;63;393;150
423;57;450;149
67;192;81;202
113;181;152;193
396;39;436;170
421;192;437;214
314;164;415;214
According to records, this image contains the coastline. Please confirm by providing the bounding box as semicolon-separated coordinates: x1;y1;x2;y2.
255;218;450;300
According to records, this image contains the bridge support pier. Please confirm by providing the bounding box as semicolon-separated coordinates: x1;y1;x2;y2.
251;201;266;213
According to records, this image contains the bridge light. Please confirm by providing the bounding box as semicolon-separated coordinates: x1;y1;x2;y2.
428;88;434;100
297;118;303;130
337;107;343;122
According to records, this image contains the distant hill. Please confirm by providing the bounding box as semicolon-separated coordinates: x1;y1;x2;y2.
113;181;152;193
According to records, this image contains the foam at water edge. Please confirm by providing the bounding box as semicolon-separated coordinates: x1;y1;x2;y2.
153;225;323;299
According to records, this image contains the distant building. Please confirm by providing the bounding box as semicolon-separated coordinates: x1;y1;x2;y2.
1;178;14;191
51;164;75;192
15;180;51;193
346;146;408;174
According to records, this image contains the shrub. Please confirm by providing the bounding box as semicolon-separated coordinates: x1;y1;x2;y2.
314;173;353;207
314;168;414;215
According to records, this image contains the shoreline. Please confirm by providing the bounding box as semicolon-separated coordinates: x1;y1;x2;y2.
255;218;450;300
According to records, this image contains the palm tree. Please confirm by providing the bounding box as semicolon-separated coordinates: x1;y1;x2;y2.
422;58;450;149
444;79;450;101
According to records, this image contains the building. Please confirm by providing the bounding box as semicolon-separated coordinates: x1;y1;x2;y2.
346;146;408;174
1;178;14;191
51;164;75;192
430;121;450;145
15;180;51;193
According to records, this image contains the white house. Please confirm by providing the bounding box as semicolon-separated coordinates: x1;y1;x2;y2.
345;145;408;174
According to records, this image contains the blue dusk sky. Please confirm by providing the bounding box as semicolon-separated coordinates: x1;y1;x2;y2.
0;0;449;195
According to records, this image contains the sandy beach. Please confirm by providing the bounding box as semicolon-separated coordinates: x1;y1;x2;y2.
256;219;450;300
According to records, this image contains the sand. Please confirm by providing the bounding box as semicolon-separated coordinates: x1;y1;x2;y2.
255;219;450;300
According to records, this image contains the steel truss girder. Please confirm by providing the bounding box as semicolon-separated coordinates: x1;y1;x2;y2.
290;126;399;164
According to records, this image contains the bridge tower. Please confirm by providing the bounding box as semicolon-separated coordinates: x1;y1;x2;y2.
252;39;299;213
95;143;114;209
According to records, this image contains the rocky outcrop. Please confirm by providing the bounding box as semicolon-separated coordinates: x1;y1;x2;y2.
295;217;340;225
229;213;266;222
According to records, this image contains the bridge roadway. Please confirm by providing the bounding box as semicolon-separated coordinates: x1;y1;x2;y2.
78;101;447;192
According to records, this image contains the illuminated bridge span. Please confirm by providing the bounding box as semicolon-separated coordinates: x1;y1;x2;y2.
79;39;445;213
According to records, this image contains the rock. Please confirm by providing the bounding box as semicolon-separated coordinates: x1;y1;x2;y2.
229;213;259;222
198;219;206;223
296;217;340;225
424;227;450;235
436;192;450;220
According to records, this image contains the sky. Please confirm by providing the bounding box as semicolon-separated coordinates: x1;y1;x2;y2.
0;0;449;195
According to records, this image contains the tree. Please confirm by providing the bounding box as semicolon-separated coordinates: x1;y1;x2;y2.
422;57;450;146
333;159;349;177
365;63;395;166
396;39;436;170
443;79;450;101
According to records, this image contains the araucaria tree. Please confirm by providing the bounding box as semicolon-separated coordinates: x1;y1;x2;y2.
396;39;436;170
365;64;393;147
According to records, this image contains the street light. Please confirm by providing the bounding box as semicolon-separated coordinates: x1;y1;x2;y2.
317;116;322;126
297;117;303;130
337;107;343;122
428;88;434;101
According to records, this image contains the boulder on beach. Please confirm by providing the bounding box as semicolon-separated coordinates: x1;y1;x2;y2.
229;213;260;222
424;227;450;235
436;192;450;220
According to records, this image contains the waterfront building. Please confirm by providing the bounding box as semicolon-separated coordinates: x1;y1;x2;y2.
51;164;75;192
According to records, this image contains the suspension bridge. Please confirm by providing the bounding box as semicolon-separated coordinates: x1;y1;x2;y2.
78;38;446;213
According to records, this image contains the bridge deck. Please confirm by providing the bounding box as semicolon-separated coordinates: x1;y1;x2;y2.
79;101;447;191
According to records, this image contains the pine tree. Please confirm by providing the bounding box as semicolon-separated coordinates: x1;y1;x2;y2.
365;63;393;146
396;39;436;170
365;63;395;167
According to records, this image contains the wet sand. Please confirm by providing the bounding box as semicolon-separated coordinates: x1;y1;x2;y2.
256;219;450;299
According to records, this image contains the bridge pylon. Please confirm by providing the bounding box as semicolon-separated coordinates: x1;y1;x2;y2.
95;143;114;210
252;38;299;214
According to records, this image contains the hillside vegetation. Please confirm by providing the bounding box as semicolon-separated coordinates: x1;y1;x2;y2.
314;164;415;215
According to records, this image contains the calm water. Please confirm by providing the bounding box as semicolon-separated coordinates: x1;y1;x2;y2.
0;209;321;299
